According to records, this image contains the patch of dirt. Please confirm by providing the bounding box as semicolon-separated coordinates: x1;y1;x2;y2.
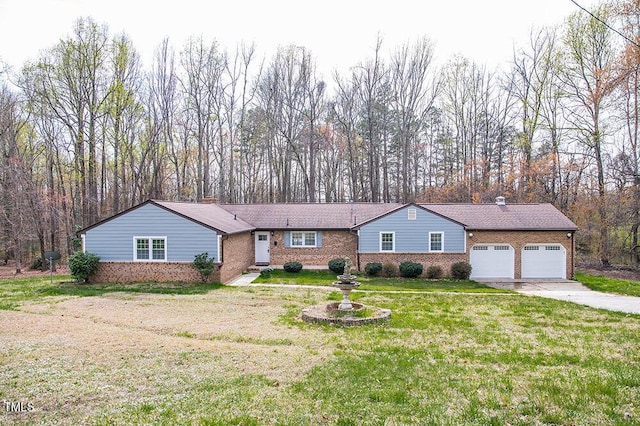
577;261;640;281
0;260;69;279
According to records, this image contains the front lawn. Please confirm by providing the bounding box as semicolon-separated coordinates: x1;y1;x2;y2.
0;277;638;424
0;275;222;310
252;269;506;292
575;270;640;297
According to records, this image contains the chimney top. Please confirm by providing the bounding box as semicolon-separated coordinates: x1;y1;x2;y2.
495;196;506;206
201;197;218;204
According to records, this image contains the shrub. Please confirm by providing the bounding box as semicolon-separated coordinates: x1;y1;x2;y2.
68;251;100;283
283;261;303;273
364;262;383;277
260;267;274;278
328;257;346;274
426;265;444;279
399;261;423;278
29;257;43;270
193;252;216;282
451;261;472;280
381;262;398;278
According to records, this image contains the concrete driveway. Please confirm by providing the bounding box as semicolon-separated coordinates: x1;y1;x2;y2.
479;280;640;315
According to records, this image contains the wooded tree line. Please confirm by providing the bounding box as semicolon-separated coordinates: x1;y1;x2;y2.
2;1;640;270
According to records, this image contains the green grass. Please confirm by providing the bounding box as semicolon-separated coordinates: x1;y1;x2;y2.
0;275;223;309
2;276;639;424
252;269;506;292
576;270;640;297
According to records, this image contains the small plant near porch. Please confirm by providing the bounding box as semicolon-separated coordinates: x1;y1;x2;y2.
193;252;216;282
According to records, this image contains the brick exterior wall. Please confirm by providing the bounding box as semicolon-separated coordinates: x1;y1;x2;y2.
467;230;574;279
357;252;468;277
91;261;221;284
219;232;254;283
269;230;357;266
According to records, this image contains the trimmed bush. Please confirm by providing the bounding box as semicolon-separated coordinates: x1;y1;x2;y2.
328;258;346;274
364;262;383;277
399;261;423;278
381;262;398;278
193;252;216;282
451;261;472;280
283;261;303;273
426;265;444;279
68;251;100;283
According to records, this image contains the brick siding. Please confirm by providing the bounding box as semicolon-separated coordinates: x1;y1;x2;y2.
269;230;357;266
219;232;254;283
91;261;220;284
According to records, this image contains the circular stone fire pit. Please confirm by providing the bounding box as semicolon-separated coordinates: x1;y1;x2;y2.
300;258;391;326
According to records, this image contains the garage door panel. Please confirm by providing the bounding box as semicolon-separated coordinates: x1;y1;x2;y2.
521;244;566;279
470;244;515;279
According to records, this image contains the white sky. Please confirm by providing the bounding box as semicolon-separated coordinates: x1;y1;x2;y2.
0;0;599;78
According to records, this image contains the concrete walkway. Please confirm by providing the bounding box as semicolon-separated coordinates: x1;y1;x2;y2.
478;280;640;315
230;274;640;315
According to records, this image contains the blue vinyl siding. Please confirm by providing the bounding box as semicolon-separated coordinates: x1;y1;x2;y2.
84;203;219;261
359;206;465;253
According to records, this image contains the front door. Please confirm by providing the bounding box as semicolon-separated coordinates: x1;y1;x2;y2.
255;232;270;265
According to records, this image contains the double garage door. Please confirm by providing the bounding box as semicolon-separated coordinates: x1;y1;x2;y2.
470;244;566;279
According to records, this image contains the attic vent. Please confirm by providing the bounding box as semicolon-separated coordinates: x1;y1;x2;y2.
408;208;417;220
495;196;506;206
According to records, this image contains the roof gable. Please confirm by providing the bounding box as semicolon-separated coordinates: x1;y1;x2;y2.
80;200;255;235
352;203;465;229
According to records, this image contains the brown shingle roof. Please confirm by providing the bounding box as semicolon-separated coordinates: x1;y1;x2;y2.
219;203;403;229
153;200;255;234
423;203;578;231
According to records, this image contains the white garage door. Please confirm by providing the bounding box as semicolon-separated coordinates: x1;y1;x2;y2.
521;244;566;279
470;244;515;279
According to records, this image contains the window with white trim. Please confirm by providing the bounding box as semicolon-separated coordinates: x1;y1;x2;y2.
380;232;395;252
291;231;316;247
429;232;443;252
134;237;167;261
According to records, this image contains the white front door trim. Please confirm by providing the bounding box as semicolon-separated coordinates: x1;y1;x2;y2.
255;232;270;264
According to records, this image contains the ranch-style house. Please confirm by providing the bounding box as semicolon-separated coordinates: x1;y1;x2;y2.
79;196;578;283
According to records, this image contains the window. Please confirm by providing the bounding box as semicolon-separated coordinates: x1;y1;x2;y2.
380;232;395;252
546;245;561;251
429;232;443;252
134;237;167;261
291;231;316;247
524;246;539;251
408;208;417;220
494;245;511;251
258;234;268;241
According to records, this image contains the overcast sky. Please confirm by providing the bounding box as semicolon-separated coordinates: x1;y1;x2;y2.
0;0;598;78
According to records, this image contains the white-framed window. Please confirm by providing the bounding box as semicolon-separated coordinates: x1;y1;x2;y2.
134;237;167;261
408;208;417;220
429;232;444;252
380;232;395;252
291;231;317;247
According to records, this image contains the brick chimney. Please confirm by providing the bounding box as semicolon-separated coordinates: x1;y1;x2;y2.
201;197;218;204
